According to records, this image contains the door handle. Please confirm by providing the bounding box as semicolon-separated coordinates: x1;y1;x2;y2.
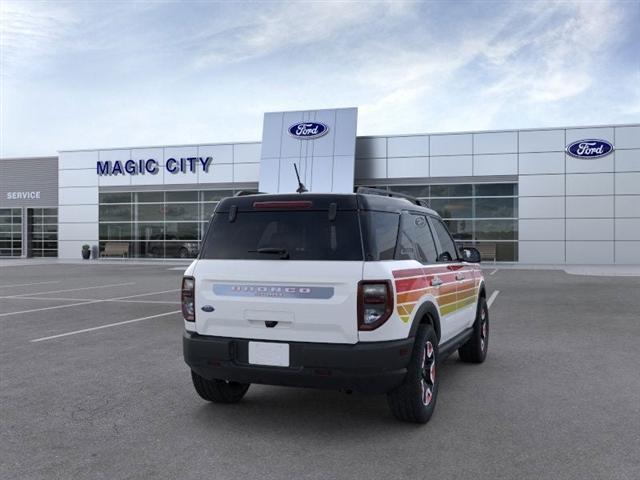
431;277;443;287
455;273;465;281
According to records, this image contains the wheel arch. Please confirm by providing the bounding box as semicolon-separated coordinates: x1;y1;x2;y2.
408;301;442;342
478;281;486;299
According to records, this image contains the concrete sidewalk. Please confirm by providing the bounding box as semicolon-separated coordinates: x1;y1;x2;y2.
0;258;193;268
482;263;640;276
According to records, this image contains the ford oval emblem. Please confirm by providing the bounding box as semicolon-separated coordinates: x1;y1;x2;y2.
288;122;329;139
566;139;614;159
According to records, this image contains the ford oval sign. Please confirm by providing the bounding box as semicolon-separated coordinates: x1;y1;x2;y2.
566;139;614;159
288;122;329;139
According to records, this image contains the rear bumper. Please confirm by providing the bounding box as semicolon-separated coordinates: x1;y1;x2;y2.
183;331;414;394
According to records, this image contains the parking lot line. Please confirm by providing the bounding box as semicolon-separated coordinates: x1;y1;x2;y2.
487;290;500;307
3;296;177;305
0;282;136;299
0;281;60;288
30;310;181;343
489;269;498;275
0;288;178;318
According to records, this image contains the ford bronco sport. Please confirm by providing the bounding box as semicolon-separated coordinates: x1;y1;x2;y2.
182;188;488;423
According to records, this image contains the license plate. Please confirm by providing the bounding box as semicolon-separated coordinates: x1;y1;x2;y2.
248;341;289;367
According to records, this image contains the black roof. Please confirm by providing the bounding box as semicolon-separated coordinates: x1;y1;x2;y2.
216;192;440;217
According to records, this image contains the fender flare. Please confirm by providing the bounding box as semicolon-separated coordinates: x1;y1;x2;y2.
408;301;442;341
478;280;486;300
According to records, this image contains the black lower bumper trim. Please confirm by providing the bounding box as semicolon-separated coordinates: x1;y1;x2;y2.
183;332;414;394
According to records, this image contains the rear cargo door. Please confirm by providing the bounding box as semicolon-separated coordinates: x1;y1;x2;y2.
193;202;363;344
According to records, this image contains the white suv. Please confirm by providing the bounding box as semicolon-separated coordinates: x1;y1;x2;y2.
182;189;488;423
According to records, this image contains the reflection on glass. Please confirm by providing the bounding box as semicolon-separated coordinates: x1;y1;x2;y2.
430;199;473;218
388;185;430;198
443;219;473;240
430;184;473;197
136;192;164;203
201;202;218;220
166;191;198;202
474;220;517;240
165;204;198;221
475;198;517;218
100;192;132;204
100;204;132;222
137;204;164;222
474;183;517;197
165;222;199;240
202;190;234;201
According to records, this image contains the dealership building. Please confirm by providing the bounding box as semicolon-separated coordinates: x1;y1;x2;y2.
1;108;639;264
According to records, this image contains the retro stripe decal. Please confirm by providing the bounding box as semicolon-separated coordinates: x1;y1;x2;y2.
392;265;482;323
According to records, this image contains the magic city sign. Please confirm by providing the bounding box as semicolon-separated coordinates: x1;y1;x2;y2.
566;139;614;159
96;157;213;176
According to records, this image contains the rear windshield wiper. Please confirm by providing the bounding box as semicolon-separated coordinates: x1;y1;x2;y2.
249;247;290;259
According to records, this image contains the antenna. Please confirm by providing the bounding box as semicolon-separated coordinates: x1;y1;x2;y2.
293;163;308;193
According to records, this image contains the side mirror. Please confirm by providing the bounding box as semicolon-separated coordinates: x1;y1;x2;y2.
461;247;481;263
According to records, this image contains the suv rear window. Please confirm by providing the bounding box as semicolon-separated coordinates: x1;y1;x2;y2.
201;211;363;261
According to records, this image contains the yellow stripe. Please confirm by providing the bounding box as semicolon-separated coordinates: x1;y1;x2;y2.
440;295;477;316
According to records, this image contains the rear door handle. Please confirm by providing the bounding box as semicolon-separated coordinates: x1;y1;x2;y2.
455;273;465;281
431;277;443;287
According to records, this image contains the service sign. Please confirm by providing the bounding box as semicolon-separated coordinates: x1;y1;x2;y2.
6;191;40;200
288;122;329;139
566;139;614;159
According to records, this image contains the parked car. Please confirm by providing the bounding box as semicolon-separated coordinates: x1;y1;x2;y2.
182;189;488;423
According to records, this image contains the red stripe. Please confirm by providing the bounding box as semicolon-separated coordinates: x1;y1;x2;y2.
392;265;452;278
394;273;457;293
392;268;425;278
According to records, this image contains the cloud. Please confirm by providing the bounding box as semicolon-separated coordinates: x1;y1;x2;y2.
188;1;409;70
0;0;637;157
357;0;635;134
0;0;77;72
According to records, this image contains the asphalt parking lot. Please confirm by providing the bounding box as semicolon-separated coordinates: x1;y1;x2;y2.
1;263;639;480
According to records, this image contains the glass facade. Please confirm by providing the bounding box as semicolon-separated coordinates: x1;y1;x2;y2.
0;208;22;257
28;208;58;257
358;183;519;261
98;189;255;258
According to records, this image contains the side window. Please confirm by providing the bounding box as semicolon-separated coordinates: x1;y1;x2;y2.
395;213;438;264
361;211;400;261
431;218;458;262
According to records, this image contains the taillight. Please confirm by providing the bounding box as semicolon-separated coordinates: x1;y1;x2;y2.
358;280;393;331
182;276;195;322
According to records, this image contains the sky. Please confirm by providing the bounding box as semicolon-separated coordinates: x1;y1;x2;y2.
1;0;639;157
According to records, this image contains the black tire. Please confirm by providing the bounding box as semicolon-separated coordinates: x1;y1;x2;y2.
178;247;189;259
458;296;489;363
191;371;250;403
387;324;439;423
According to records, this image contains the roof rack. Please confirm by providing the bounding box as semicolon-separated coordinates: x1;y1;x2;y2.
234;190;266;197
356;187;430;208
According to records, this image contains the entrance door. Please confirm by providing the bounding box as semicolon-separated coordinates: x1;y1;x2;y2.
0;208;23;257
27;208;58;257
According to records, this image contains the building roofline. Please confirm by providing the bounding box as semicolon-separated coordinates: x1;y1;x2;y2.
356;122;640;139
0;156;58;161
58;140;262;154
37;122;640;155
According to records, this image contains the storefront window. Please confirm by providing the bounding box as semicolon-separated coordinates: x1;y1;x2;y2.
357;182;519;261
98;189;244;258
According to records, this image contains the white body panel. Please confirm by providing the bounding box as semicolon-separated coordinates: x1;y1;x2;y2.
188;255;483;345
192;260;363;344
